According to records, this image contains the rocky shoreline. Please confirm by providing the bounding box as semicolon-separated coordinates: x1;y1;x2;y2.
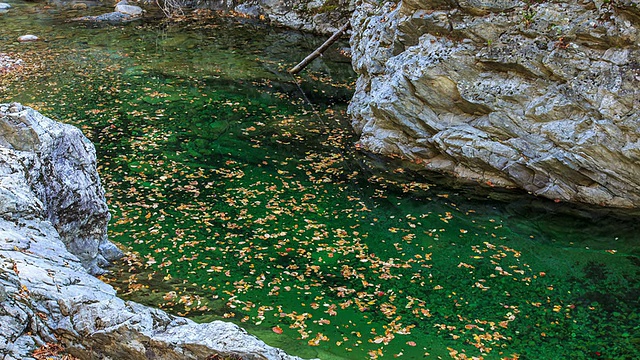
349;0;640;208
0;103;300;360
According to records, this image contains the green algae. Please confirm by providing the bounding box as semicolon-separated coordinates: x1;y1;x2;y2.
2;5;639;360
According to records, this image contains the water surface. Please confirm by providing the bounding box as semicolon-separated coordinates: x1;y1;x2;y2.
2;4;639;359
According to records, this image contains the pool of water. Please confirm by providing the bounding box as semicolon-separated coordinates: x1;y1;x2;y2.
2;3;639;360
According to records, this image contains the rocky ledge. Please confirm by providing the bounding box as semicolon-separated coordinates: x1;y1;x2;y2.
234;0;353;34
349;0;640;208
0;103;299;360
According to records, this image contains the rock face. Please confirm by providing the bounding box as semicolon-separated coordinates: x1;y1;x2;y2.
234;0;353;34
0;103;300;360
349;0;640;208
0;103;121;275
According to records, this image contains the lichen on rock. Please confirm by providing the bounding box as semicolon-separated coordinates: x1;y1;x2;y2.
349;0;640;207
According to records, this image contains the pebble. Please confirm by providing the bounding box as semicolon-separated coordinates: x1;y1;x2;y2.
18;35;39;42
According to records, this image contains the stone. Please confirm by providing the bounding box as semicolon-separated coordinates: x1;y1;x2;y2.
17;35;39;42
234;0;353;34
0;3;11;10
115;3;143;16
0;103;301;360
235;3;265;18
71;3;89;10
348;0;640;208
1;102;122;274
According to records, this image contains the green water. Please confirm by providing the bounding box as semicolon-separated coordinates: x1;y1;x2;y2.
2;3;639;360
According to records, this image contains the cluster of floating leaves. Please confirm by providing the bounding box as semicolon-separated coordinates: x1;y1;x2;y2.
3;10;639;360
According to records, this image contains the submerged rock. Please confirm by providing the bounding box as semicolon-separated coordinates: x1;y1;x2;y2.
0;103;300;360
349;0;640;208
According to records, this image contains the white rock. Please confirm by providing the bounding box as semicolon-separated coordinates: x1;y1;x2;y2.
0;3;11;10
17;35;39;42
115;4;143;16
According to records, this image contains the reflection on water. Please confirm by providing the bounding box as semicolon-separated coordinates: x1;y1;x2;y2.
2;4;639;360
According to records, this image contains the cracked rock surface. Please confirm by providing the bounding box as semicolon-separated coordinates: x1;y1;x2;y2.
349;0;640;207
0;103;300;360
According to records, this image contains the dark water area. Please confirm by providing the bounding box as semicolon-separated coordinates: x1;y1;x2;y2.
2;3;639;359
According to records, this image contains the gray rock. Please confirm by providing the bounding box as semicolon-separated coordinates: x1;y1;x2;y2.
115;3;143;16
348;0;640;208
235;3;265;18
0;103;301;360
235;0;353;34
0;103;122;274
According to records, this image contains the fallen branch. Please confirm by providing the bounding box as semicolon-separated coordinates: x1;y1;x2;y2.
288;22;351;75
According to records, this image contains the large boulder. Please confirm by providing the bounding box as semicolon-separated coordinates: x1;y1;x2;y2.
348;0;640;208
0;103;301;360
0;103;121;274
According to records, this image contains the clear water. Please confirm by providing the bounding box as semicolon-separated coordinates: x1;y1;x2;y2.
2;3;639;360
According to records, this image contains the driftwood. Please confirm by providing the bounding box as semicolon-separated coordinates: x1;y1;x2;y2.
288;22;351;74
